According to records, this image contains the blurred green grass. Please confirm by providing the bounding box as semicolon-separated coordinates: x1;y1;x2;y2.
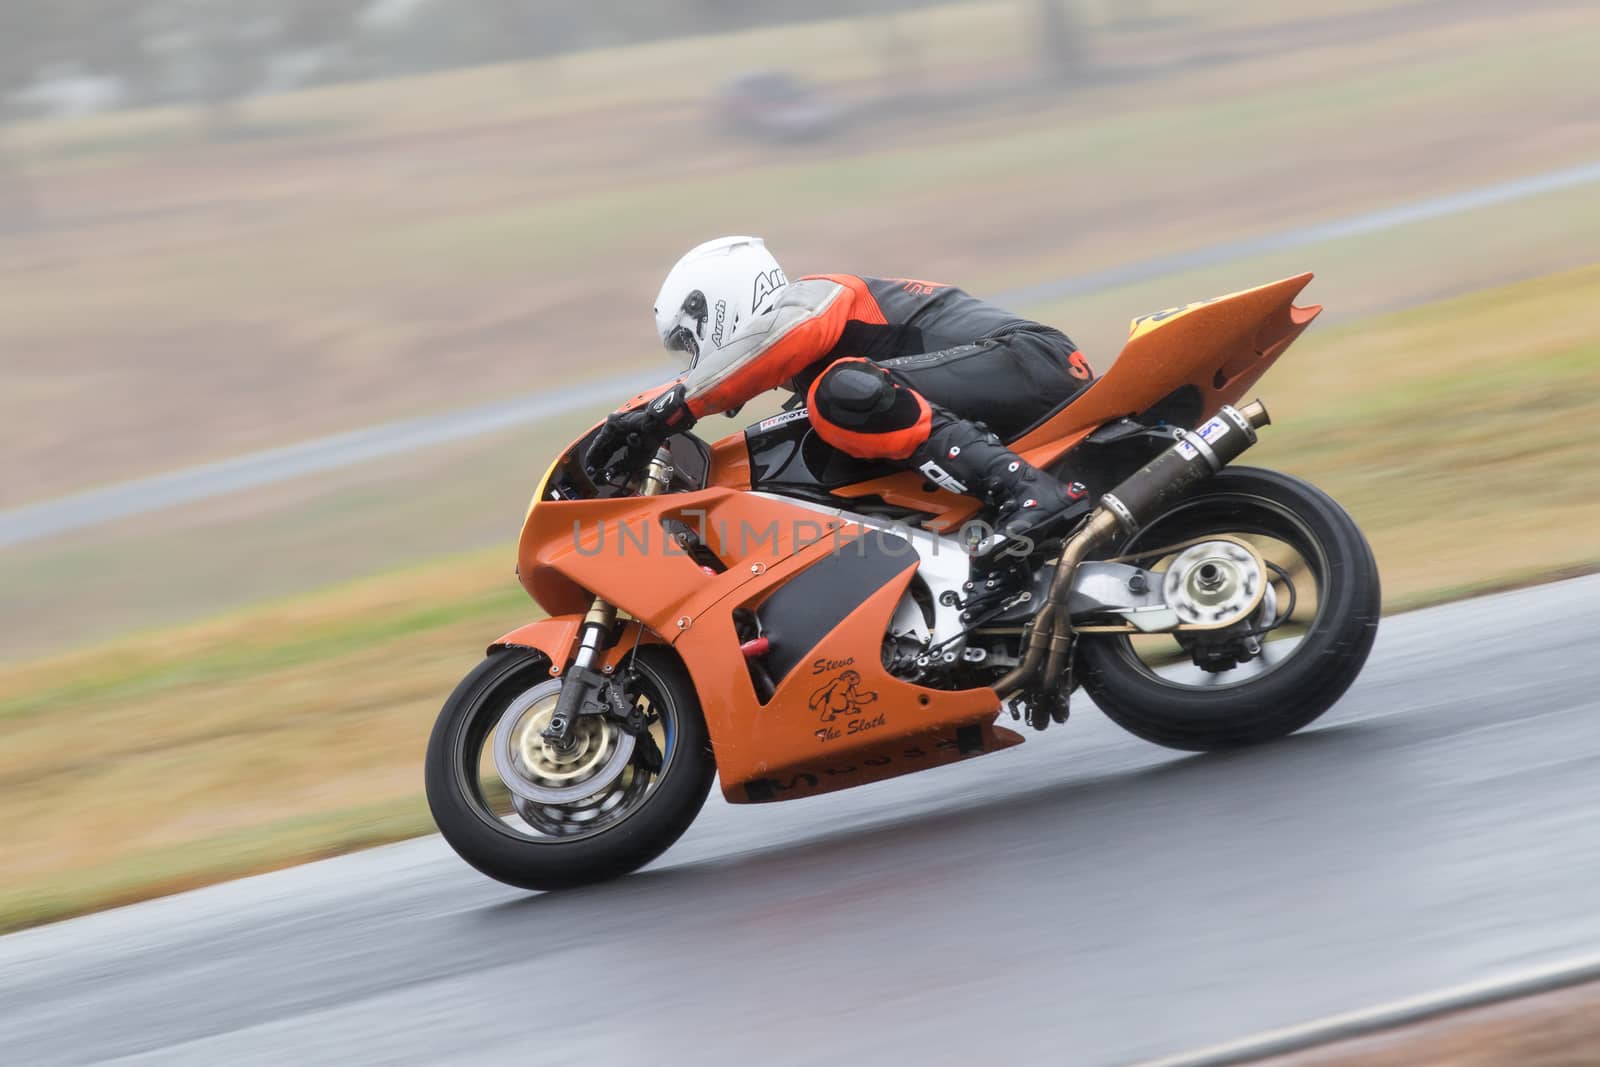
1;266;1597;933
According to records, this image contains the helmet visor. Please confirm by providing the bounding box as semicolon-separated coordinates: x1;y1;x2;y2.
664;323;700;365
661;290;707;369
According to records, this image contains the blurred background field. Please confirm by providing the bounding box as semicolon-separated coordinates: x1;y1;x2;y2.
1;0;1598;928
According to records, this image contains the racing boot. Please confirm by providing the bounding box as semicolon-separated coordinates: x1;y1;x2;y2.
911;411;1089;563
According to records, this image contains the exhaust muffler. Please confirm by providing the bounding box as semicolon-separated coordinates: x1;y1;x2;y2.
1096;400;1271;537
994;400;1271;697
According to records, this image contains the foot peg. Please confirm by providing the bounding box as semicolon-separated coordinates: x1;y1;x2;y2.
1009;687;1070;732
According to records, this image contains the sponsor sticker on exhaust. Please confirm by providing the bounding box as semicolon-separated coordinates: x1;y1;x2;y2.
1197;416;1231;444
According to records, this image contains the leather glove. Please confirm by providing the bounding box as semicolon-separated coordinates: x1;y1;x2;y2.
585;383;697;481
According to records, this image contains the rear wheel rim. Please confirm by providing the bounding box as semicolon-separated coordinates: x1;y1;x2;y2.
1100;491;1330;692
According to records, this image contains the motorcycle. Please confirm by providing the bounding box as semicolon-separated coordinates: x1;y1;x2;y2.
425;272;1381;890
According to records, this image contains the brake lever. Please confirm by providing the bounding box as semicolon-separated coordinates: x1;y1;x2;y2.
598;465;635;489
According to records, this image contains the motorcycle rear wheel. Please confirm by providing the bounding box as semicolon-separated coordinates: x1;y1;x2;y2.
1077;467;1380;751
425;646;715;891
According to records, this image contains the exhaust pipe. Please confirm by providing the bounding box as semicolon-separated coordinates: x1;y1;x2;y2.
995;400;1271;697
1097;400;1271;538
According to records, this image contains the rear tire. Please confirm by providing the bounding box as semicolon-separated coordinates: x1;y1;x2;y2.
425;646;716;891
1078;467;1380;751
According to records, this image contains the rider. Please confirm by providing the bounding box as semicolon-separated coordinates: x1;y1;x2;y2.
587;235;1096;552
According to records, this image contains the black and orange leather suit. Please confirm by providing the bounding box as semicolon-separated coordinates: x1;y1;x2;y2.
590;274;1095;550
681;274;1094;459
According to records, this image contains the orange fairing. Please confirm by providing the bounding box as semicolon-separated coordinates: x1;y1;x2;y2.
1011;273;1321;469
515;477;1013;802
832;473;983;533
673;544;1013;803
517;486;849;629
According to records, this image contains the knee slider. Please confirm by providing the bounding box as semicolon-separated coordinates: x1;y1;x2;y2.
814;362;897;429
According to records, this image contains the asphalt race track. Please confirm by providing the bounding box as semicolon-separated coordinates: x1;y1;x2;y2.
3;576;1598;1066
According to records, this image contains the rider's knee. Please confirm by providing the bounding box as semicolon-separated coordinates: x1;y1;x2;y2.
807;358;932;460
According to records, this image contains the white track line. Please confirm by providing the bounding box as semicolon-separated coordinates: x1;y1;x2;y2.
1133;953;1600;1067
0;369;661;549
999;158;1600;307
4;158;1599;550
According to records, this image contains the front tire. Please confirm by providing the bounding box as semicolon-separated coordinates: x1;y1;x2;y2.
425;646;715;891
1078;467;1380;751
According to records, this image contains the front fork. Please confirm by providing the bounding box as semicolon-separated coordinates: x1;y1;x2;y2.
540;447;674;748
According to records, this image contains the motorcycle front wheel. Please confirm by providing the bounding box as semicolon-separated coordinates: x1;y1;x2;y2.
1077;466;1381;752
424;645;715;891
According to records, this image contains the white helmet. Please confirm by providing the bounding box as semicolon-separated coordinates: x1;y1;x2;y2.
653;236;788;369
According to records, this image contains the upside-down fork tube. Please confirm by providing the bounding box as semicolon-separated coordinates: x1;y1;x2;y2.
996;401;1272;698
542;446;674;747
